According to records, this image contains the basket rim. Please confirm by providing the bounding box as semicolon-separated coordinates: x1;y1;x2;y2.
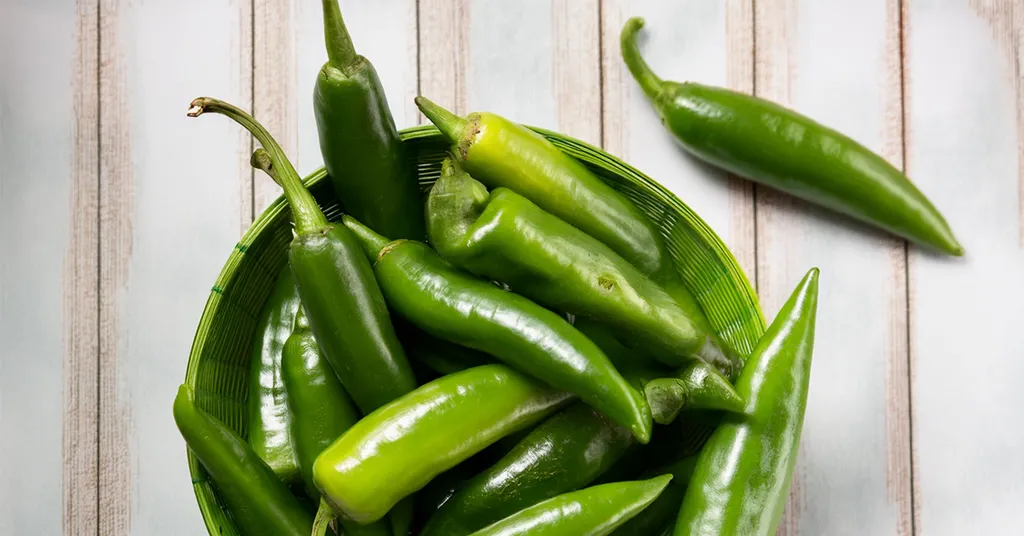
182;123;764;534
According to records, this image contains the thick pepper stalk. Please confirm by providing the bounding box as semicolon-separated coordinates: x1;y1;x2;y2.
188;96;417;416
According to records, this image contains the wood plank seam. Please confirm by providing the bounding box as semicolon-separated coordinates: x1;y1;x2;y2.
892;2;917;534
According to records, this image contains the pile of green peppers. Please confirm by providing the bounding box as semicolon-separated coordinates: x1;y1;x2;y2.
175;3;961;536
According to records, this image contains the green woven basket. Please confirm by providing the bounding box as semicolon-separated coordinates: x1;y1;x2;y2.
183;125;766;535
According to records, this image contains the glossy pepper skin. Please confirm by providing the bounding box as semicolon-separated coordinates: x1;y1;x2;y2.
188;97;418;415
611;457;697;536
173;385;312;536
415;96;677;285
644;361;745;425
314;0;423;240
675;268;819;536
280;308;392;536
247;269;300;484
342;215;653;443
621;19;962;256
421;402;636;536
468;475;673;536
426;157;740;375
312;364;574;525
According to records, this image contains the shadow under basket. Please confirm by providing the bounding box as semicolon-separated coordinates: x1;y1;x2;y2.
183;124;766;535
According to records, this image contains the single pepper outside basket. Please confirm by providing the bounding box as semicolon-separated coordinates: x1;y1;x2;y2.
181;125;767;536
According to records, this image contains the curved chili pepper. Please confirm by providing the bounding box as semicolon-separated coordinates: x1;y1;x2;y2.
312;364;573;525
468;475;673;536
621;18;962;256
314;0;423;240
675;268;819;535
611;456;697;536
421;402;635;536
188;97;417;415
426;157;740;375
173;385;312;536
247;269;300;484
414;96;677;285
280;307;392;536
341;215;654;444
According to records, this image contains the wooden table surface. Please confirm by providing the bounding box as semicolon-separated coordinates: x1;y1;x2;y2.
2;0;1022;534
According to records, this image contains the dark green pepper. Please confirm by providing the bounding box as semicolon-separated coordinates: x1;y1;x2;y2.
246;268;301;484
281;307;391;536
675;268;819;535
342;215;654;444
621;18;962;256
314;0;423;240
426;157;740;375
173;385;312;536
414;96;678;285
188;97;418;415
312;364;573;525
421;402;635;536
468;475;673;536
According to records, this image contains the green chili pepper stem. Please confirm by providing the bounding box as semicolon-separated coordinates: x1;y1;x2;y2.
415;96;467;143
312;499;335;536
322;0;358;72
188;97;328;235
620;18;664;103
644;362;746;425
342;215;390;259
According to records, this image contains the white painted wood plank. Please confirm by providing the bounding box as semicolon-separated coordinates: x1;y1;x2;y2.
906;1;1024;533
98;0;252;533
601;0;757;284
254;0;419;216
0;1;98;533
753;1;913;534
418;0;600;142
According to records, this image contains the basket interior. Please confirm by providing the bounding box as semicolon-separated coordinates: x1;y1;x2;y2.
183;125;766;535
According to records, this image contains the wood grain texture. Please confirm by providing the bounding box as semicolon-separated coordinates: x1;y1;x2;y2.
906;0;1024;533
253;0;298;216
753;1;912;534
553;0;601;145
0;1;92;533
98;0;252;533
601;0;757;282
418;0;471;117
66;0;101;533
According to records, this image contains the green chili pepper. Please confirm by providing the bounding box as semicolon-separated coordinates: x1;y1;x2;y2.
342;215;654;444
611;456;697;536
188;97;417;415
312;364;573;525
314;0;423;240
173;385;312;536
621;18;962;256
644;361;745;425
280;307;392;536
468;475;673;536
426;157;740;376
246;269;301;484
414;96;677;285
421;402;635;536
675;268;819;535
